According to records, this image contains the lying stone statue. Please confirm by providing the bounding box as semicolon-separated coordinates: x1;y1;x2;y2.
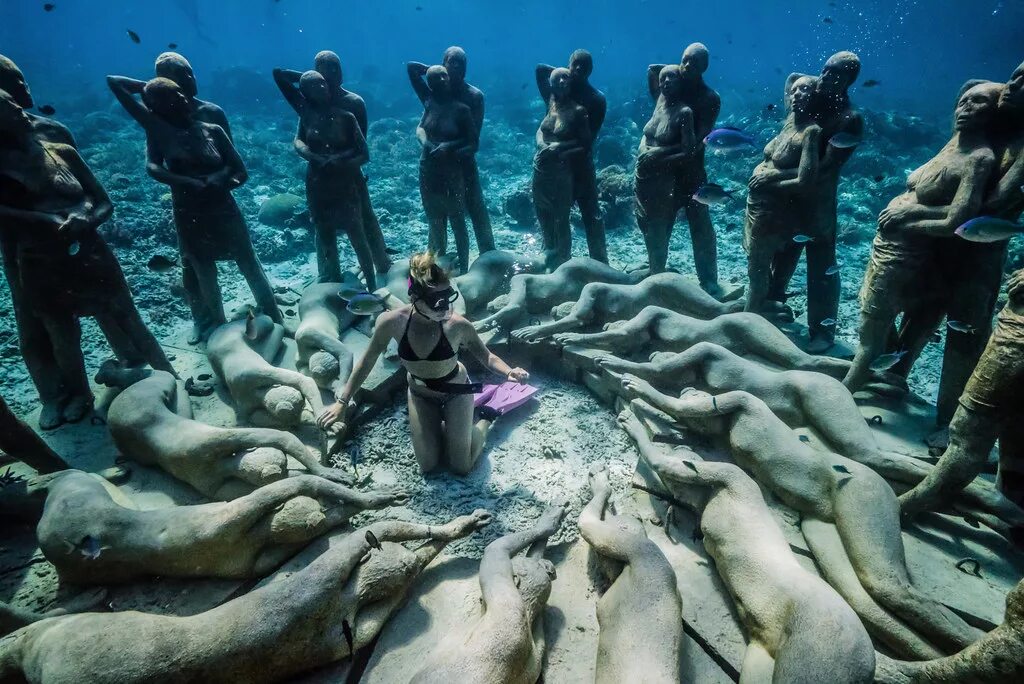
580;464;682;683
99;364;349;499
0;511;492;683
595;341;1021;524
875;576;1024;683
509;272;742;341
473;258;645;332
1;590;105;638
552;306;851;379
410;503;567;684
621;380;982;658
207;314;324;428
32;469;406;583
618;407;875;683
295;282;357;398
453;249;548;316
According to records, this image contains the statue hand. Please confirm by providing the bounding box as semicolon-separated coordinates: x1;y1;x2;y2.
59;212;91;238
748;172;776;191
440;509;493;539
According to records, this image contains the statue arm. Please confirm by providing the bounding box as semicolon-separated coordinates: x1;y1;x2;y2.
406;62;431;105
590;91;607;139
0;177;63;228
578;506;646;563
985;149;1024;214
699;91;722;140
341;113;370;166
318;314;395;427
208;125;247;189
820;112;863;175
775;125;821;190
479;526;545;608
901;153;995;236
351;95;369;138
208;104;233;142
647;65;665;100
58;145;113;227
272;68;305;115
106;75;157;131
145;137;200;188
293;121;328;166
535;64;554;102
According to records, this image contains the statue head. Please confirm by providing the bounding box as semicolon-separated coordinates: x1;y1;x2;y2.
791;75;818;115
314;50;343;89
511;555;556;620
0;54;32;108
154;52;197;99
549;67;572;100
442;46;467;85
308;350;341;387
568;49;593;84
999;61;1024;112
819;51;860;97
659;64;683;99
425;65;451;98
142;77;192;127
235;446;288;484
353;540;421;603
299;70;330;107
954;82;1002;132
680;42;709;81
262;384;306;426
0;88;32;137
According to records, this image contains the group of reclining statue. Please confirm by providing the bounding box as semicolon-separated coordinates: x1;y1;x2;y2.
4;244;1024;683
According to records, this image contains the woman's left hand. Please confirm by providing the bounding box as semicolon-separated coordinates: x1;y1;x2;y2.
507;367;530;383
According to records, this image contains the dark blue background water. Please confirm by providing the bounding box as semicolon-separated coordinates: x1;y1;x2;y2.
3;0;1023;121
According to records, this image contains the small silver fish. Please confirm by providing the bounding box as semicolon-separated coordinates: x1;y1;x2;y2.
692;183;735;206
825;263;841;276
792;234;813;244
946;320;976;334
955;216;1024;243
346;293;386;315
869;350;907;372
819;318;837;327
68;241;80;256
828;132;862;148
337;284;366;301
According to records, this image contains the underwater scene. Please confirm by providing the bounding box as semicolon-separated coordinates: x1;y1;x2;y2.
1;0;1024;682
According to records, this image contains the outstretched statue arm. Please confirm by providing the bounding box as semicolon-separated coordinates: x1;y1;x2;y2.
317;313;395;428
578;471;647;563
406;62;431;105
535;64;555;102
479;506;563;608
272;67;306;115
106;75;158;131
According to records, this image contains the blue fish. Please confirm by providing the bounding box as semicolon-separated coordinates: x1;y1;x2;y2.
828;132;862;148
703;127;756;151
947;320;976;334
792;234;814;244
347;293;386;315
955;216;1024;243
337;284;367;301
819;318;837;327
825;264;841;276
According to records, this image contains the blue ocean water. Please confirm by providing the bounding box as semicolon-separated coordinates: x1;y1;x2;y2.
2;0;1022;118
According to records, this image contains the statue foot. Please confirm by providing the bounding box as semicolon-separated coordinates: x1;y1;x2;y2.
806;336;834;354
700;281;725;300
62;394;94;424
39;399;66;431
187;324;205;346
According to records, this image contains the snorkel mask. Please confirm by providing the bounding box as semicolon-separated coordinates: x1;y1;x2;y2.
408;278;459;320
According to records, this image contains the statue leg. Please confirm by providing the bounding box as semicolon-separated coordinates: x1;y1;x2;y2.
533;165;572;266
338;182;378;291
421;160;449;259
998;419;1024;508
574;156;607;263
38;313;92;423
766;241;803;303
0;394;69;473
445;164;471;275
844;254;904;393
744;234;777;315
804;232;840;351
4;242;65;428
234;241;283;324
187;255;227;329
313;217;343;285
462;156;495;253
634;172;676;274
357;173;392;272
182;261;217;344
683;200;720;294
100;284;175;375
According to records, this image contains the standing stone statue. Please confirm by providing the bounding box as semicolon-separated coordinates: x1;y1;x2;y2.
532;68;592;266
770;51;863;352
104;52;236;343
0;90;175;425
107;74;281;342
844;83;1003;397
409;64;477;274
274;51;392;288
538;50;607;263
637;43;722;294
409;46;495;255
743;76;822;317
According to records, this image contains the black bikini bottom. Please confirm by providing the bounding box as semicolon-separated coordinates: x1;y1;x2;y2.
410;367;483;395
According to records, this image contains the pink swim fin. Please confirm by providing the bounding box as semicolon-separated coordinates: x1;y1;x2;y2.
474;384;500;407
479;381;539;419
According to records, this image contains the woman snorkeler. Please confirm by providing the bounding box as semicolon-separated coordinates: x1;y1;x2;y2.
317;252;535;475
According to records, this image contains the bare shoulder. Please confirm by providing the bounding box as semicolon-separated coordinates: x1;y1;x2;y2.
375;308;408;335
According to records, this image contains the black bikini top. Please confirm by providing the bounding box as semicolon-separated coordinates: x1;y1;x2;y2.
398;312;456;363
